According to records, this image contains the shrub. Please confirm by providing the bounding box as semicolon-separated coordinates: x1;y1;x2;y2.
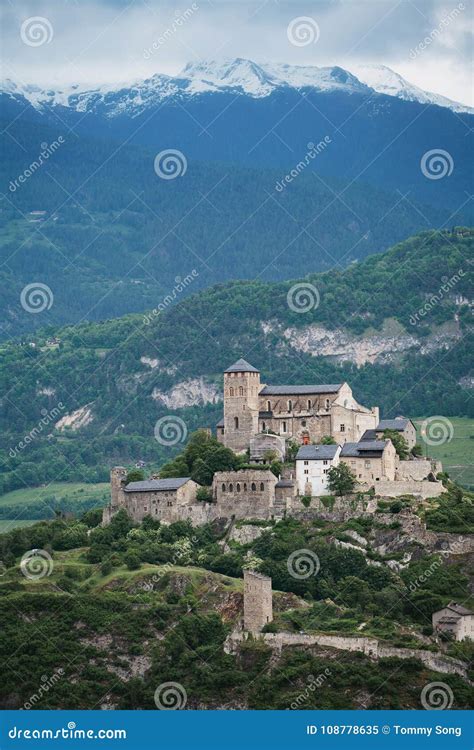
124;552;141;571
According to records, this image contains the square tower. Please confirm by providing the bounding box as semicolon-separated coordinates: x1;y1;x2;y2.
223;359;261;453
243;569;273;632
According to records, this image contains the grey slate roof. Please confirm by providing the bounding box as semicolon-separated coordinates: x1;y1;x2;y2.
224;358;259;373
447;602;473;616
276;479;295;487
377;418;410;431
125;477;191;492
296;445;339;460
360;429;377;441
340;441;386;457
259;384;342;396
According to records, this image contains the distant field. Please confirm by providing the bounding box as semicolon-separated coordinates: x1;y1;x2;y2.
0;482;109;533
413;417;474;488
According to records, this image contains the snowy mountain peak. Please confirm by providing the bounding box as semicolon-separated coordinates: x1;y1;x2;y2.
349;64;473;114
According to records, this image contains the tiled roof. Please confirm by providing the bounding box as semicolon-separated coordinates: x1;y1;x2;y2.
296;445;339;460
340;441;386;457
447;602;473;616
377;418;410;431
259;384;341;396
224;358;259;373
125;478;191;492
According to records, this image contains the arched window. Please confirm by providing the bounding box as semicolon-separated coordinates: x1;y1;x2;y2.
288;400;292;412
239;386;244;396
260;482;264;491
229;387;234;396
325;398;330;410
244;483;247;491
229;483;233;492
234;416;239;429
251;483;256;491
236;483;241;493
221;483;226;492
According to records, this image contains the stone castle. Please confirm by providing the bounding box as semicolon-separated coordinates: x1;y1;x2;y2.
103;358;444;527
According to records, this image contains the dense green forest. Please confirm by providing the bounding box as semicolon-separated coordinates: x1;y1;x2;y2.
0;229;472;495
0;114;465;338
0;505;472;710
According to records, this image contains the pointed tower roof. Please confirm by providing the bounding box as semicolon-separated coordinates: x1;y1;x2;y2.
224;358;259;373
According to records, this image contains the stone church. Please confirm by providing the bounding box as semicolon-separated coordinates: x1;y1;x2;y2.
216;358;379;453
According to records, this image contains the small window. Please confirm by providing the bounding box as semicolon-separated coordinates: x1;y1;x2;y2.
262;422;266;431
251;483;256;491
229;484;233;492
301;419;306;427
243;483;247;491
236;483;241;493
325;399;330;410
144;507;148;512
239;386;244;396
222;483;226;492
229;387;234;396
234;416;239;429
304;469;309;475
260;482;264;491
282;421;287;433
288;400;292;412
365;460;371;468
307;400;311;410
267;401;271;412
323;460;328;465
340;424;345;432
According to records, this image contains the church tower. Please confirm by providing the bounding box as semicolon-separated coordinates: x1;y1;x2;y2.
223;359;260;453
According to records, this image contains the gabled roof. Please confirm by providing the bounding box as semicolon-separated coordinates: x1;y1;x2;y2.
446;602;473;616
276;479;295;488
360;429;377;442
224;358;259;373
259;384;342;396
296;444;339;460
125;477;191;492
341;441;386;457
377;418;411;431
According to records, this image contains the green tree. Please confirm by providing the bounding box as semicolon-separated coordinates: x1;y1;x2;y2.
126;468;146;484
320;435;336;445
327;464;356;496
383;429;409;460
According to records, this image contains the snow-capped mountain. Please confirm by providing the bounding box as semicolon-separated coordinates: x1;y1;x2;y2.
349;64;472;115
2;58;471;117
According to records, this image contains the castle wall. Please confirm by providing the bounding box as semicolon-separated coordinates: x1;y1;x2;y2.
397;459;435;481
371;479;444;498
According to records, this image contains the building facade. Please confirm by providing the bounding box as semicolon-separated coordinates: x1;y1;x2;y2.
295;444;341;496
216;358;379;453
432;603;474;641
243;570;273;632
340;440;397;483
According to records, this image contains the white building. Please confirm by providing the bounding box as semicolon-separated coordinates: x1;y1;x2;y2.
295;444;341;497
432;602;474;641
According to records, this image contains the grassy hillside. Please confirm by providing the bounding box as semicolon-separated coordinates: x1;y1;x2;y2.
0;511;472;710
1;230;472;495
414;417;474;489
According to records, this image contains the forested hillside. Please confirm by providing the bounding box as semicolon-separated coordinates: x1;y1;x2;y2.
0;229;472;495
0;114;464;338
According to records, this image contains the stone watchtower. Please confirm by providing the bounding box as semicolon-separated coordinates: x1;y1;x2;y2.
223;359;261;453
243;570;273;632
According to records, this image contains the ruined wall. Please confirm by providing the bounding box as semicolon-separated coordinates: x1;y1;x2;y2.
243;570;273;632
397;459;435;481
375;480;444;498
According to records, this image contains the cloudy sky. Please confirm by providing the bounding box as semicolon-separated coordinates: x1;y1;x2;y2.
3;0;473;105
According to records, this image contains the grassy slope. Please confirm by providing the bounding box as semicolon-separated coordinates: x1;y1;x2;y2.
414;417;474;488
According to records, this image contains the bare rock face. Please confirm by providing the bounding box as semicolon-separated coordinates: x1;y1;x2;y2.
151;377;221;408
229;524;267;545
55;404;94;431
